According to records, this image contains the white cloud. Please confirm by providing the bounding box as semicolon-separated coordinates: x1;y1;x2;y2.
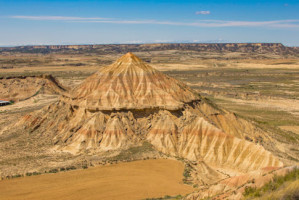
8;15;299;29
195;11;211;15
72;19;299;28
10;16;108;20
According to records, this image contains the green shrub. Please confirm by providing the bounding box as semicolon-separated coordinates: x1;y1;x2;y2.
66;166;76;171
26;172;33;176
48;169;59;173
12;174;22;178
144;194;183;200
182;163;192;184
82;165;88;169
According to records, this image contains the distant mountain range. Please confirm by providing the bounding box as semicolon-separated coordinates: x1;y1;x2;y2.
1;43;298;56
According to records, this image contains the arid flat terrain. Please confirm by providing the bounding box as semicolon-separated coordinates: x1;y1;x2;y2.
0;159;193;200
1;52;298;145
0;44;298;200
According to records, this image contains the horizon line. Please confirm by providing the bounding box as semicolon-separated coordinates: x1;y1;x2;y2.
1;42;297;48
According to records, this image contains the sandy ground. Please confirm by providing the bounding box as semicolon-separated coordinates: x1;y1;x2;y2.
0;66;100;73
1;60;298;74
234;62;299;69
0;159;193;200
155;63;207;71
155;62;299;71
279;126;299;135
0;94;58;113
218;97;299;117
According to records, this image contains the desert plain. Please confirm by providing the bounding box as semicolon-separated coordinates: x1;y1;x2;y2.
0;43;298;200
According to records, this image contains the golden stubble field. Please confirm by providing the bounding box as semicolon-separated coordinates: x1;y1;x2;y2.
0;159;193;200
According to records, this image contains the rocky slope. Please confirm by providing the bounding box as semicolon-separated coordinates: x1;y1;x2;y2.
62;52;199;110
185;166;298;200
18;53;282;165
0;75;66;102
13;52;288;199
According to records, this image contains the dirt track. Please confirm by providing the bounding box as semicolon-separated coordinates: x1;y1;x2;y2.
0;159;193;200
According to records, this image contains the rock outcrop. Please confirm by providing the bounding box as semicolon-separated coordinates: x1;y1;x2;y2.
15;53;285;199
62;52;199;110
18;53;282;172
0;75;66;102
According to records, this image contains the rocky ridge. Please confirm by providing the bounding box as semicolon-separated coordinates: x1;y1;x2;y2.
1;43;298;56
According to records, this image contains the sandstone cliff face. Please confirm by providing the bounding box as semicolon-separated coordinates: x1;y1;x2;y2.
17;53;283;175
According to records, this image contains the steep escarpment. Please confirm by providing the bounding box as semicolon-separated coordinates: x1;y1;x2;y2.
1;43;298;56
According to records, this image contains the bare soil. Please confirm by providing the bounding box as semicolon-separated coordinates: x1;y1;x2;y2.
0;159;193;200
0;48;298;199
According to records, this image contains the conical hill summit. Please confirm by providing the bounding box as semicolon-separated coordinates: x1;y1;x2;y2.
18;53;283;174
62;52;199;111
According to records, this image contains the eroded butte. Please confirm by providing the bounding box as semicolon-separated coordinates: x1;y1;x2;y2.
11;52;286;199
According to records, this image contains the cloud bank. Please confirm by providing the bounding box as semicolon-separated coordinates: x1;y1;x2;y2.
10;16;108;20
8;16;299;28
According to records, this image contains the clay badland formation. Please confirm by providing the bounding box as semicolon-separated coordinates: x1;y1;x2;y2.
2;52;298;199
19;53;280;167
0;74;66;102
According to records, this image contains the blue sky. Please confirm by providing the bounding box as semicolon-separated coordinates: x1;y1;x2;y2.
0;0;299;46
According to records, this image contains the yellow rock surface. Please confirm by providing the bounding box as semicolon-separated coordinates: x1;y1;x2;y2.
63;52;199;110
18;53;283;174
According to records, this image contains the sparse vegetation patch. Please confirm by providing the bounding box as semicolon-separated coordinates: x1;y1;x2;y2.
243;168;299;199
